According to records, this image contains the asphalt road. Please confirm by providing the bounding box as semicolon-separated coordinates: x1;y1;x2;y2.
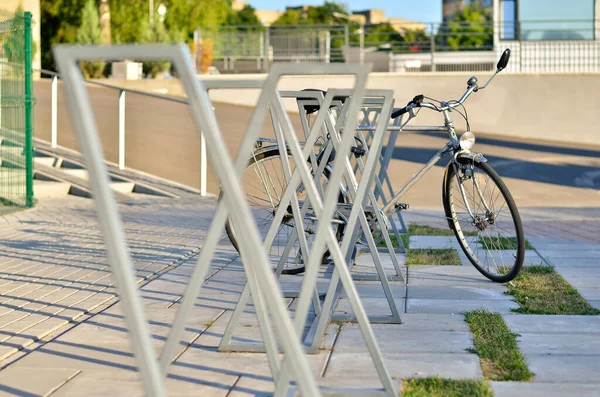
34;79;600;209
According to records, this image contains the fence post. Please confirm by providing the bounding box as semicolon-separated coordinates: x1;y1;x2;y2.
24;12;34;207
344;24;349;63
51;75;58;148
359;25;364;64
430;23;436;72
193;28;200;73
118;89;125;170
264;26;270;71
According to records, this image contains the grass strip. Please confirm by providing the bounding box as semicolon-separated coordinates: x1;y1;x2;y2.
506;265;600;315
465;309;532;381
376;233;410;249
406;248;461;266
407;224;471;236
479;236;534;250
402;378;492;397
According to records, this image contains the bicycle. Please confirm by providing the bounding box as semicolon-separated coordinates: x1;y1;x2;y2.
224;48;525;283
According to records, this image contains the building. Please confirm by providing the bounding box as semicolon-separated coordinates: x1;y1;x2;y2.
493;0;600;72
443;0;493;21
352;9;427;31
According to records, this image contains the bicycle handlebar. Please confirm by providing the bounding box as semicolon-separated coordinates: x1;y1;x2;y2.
391;80;479;119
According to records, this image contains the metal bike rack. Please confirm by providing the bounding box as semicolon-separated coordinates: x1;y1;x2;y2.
54;44;323;397
284;90;405;317
206;77;398;395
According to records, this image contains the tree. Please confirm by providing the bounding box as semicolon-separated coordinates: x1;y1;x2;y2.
2;4;36;68
139;14;185;77
162;0;231;40
40;0;86;70
98;0;111;44
272;2;347;25
76;0;106;78
108;0;148;44
443;4;492;51
224;4;262;26
272;10;304;26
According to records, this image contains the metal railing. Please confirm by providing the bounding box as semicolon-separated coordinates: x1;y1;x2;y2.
38;68;208;196
194;19;600;74
0;10;34;212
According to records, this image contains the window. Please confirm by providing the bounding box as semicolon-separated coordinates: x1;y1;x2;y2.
501;0;517;39
519;0;595;40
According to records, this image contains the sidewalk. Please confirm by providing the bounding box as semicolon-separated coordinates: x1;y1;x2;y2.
0;195;599;396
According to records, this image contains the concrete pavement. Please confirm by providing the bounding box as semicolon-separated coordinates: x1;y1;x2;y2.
0;185;599;395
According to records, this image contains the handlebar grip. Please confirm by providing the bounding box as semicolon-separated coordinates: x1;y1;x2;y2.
391;107;409;119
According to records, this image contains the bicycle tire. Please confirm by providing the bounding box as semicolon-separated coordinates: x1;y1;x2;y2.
443;158;525;282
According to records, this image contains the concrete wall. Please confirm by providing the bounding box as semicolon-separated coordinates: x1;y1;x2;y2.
104;72;600;146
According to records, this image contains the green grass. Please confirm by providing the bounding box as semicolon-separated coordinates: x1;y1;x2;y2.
407;224;471;236
406;248;461;266
465;309;532;381
479;236;534;250
506;265;600;315
376;233;410;249
402;378;492;397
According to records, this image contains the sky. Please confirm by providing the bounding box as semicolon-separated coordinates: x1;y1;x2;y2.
246;0;443;23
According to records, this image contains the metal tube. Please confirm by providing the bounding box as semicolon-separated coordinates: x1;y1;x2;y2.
200;132;206;196
118;90;125;170
51;75;58;148
382;143;451;216
359;25;364;64
24;12;34;207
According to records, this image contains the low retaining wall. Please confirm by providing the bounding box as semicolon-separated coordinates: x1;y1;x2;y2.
104;72;600;146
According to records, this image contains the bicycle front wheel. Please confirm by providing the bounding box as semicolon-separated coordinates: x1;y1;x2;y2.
444;159;525;282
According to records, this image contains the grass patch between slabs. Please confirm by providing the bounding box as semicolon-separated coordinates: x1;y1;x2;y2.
402;377;492;397
406;248;461;266
465;309;532;381
506;265;600;315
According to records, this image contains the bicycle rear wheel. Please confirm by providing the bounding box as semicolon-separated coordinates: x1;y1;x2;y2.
444;159;525;282
223;148;345;274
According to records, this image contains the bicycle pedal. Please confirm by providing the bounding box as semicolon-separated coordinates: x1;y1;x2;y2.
350;146;366;157
395;203;410;211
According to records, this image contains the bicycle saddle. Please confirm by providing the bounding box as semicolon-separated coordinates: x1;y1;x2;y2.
297;89;349;114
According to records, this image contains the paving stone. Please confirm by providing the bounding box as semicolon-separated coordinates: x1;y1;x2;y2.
536;249;600;259
325;352;483;380
409;236;456;250
526;355;600;383
0;367;81;396
502;314;600;334
406;298;519;314
490;382;600;397
342;281;406;299
554;267;600;281
407;265;497;285
335;325;473;354
517;333;600;355
391;313;470;332
407;284;510;300
335;297;405;316
575;287;600;301
50;370;144;397
545;257;600;267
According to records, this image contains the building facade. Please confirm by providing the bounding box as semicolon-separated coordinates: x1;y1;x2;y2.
493;0;600;72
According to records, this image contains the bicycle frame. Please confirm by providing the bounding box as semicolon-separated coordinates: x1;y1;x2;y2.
381;108;463;217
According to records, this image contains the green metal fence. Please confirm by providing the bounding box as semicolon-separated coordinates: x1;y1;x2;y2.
0;9;34;212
